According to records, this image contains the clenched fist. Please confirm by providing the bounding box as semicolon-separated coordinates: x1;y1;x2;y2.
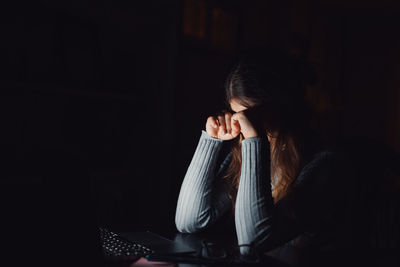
205;109;261;140
231;111;259;139
206;111;241;140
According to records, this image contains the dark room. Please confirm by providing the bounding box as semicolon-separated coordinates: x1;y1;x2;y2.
1;0;399;266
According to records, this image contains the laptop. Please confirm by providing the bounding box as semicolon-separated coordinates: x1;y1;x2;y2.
118;231;196;255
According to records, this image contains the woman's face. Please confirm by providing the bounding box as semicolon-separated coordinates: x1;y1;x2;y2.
229;98;275;142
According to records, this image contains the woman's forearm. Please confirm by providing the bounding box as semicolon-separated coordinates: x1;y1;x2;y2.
175;130;231;233
235;137;275;254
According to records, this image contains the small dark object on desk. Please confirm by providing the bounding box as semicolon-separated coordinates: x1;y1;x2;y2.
201;240;227;260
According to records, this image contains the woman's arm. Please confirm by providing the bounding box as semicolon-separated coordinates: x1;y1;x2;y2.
235;137;275;254
175;130;232;233
235;137;339;255
235;137;302;255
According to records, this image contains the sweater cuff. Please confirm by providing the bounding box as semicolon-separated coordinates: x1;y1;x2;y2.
241;136;266;146
200;130;224;143
241;136;270;160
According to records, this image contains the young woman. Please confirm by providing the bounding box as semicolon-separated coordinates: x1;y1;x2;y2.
175;49;399;258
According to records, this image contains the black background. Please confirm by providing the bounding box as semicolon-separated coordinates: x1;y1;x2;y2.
1;0;399;235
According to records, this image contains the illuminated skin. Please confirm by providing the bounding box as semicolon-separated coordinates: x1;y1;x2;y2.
205;99;274;142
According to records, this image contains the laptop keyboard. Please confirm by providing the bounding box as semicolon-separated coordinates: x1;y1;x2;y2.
99;227;154;259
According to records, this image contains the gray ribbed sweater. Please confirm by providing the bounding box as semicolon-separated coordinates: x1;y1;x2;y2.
175;130;337;255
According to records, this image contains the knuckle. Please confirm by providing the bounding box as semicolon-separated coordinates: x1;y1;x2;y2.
237;112;244;118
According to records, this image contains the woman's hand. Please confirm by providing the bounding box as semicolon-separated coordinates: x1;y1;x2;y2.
206;111;241;140
231;111;259;139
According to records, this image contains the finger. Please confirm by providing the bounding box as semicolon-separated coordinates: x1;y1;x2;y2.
208;116;218;128
231;116;241;135
224;112;232;134
231;112;240;122
217;114;227;135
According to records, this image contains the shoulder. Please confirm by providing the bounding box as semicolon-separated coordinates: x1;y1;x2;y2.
295;149;342;187
296;135;399;189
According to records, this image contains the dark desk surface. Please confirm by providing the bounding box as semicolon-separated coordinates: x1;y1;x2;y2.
105;231;289;267
105;230;399;267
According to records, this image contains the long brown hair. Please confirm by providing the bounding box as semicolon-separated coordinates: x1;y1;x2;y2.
223;48;316;206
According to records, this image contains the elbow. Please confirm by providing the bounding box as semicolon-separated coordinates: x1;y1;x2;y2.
175;221;196;234
235;211;275;252
175;211;212;234
174;215;193;233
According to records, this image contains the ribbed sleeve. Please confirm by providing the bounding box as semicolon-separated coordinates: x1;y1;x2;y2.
176;132;347;255
235;137;274;255
175;131;232;233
